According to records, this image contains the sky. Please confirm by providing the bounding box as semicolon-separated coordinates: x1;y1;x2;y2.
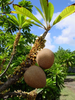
11;0;75;52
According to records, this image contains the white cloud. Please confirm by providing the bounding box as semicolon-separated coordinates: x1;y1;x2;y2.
34;11;42;21
53;13;75;46
70;0;75;2
44;33;55;51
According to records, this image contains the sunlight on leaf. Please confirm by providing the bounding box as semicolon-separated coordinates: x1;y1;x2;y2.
48;2;54;22
17;14;24;27
22;21;30;28
12;4;44;28
36;88;43;94
7;19;18;26
40;0;54;27
7;14;19;26
53;3;75;25
23;19;43;28
40;0;48;22
35;6;45;21
11;11;20;14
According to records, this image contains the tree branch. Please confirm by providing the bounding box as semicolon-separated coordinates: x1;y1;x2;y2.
0;55;14;77
0;0;14;10
0;31;21;78
0;60;30;92
0;89;37;99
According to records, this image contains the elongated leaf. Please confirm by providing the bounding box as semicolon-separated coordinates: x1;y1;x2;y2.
22;21;30;28
36;88;43;94
23;19;43;28
40;0;48;22
7;19;19;26
0;21;3;23
7;14;19;26
35;6;45;21
11;11;21;14
68;62;71;66
29;21;44;28
53;3;75;25
13;4;44;27
48;2;54;22
17;14;24;27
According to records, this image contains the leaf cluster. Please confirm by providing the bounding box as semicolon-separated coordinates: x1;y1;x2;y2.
12;1;75;30
0;0;37;76
54;46;75;67
0;0;11;13
36;63;67;100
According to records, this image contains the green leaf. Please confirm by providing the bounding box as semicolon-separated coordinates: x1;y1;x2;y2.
39;0;54;27
36;88;43;94
0;30;3;34
17;14;24;27
7;14;19;26
11;11;20;14
35;6;45;21
5;44;13;50
53;3;75;25
30;21;43;28
68;62;71;66
40;0;48;22
22;21;30;28
7;19;18;26
13;4;44;27
48;2;54;22
0;21;3;23
22;17;43;28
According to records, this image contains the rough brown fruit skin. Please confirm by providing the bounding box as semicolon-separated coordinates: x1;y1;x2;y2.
24;65;46;88
36;48;54;69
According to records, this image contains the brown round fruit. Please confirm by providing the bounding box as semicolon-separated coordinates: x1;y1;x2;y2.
24;65;46;88
36;48;54;69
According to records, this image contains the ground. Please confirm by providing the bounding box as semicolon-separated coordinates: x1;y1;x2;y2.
60;75;75;100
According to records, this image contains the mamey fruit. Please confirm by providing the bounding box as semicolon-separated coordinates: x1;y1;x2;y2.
36;48;54;69
24;65;46;88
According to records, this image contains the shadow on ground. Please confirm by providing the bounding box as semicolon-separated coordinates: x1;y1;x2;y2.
64;78;75;82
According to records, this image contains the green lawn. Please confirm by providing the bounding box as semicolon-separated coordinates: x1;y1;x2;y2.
60;85;75;100
66;75;75;79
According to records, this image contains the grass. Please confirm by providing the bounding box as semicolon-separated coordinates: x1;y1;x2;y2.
66;75;75;79
60;86;75;100
60;75;75;100
67;73;75;75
